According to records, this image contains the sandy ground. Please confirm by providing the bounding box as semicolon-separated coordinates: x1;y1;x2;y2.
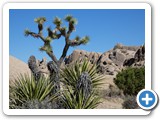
96;75;124;109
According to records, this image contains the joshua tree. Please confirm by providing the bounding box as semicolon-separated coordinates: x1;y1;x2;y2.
24;15;89;93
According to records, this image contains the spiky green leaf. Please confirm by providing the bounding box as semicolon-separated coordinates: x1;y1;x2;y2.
34;17;46;24
24;29;31;36
53;17;62;26
80;36;90;45
64;15;73;22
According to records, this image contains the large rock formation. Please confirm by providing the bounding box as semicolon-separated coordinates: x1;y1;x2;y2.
64;50;101;65
64;43;145;76
124;45;145;67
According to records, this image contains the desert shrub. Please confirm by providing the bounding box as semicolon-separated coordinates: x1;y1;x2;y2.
122;95;139;109
114;67;145;95
9;74;58;109
61;60;104;109
113;43;123;50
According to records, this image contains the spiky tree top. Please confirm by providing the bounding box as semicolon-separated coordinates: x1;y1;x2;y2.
25;15;89;66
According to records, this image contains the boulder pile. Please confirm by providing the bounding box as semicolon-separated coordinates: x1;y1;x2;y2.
64;43;145;76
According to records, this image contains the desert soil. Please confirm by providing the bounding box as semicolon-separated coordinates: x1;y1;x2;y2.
96;75;124;109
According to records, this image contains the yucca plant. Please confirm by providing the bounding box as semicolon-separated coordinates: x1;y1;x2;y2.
61;60;104;90
62;87;101;109
61;60;104;109
9;74;58;109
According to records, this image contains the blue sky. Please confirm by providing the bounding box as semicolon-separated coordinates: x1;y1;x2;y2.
9;9;145;63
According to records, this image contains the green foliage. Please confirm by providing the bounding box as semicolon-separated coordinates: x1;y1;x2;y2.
53;17;62;26
61;60;104;90
80;36;90;45
64;15;73;22
45;36;52;43
65;15;78;25
24;15;90;55
62;87;101;109
70;18;78;25
75;36;80;41
70;36;90;47
34;17;46;24
24;29;30;36
61;60;104;109
39;43;52;53
122;95;139;109
9;74;58;109
114;67;145;95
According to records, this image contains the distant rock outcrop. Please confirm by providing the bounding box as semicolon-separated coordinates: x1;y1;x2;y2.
64;43;145;76
124;45;145;67
64;50;101;65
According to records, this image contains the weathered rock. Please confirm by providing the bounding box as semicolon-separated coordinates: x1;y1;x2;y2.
109;50;126;67
123;45;145;67
28;56;49;80
65;50;101;65
97;51;118;75
28;56;41;80
107;66;115;75
113;43;140;51
64;44;143;76
134;45;145;62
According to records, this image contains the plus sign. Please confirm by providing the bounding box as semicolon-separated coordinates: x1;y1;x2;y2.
142;93;153;105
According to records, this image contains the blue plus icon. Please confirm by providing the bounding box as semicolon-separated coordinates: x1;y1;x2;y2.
142;93;153;105
137;89;158;110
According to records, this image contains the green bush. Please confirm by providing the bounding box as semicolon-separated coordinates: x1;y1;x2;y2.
114;67;145;95
9;74;58;109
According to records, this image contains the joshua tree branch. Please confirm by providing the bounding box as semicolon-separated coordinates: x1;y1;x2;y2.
26;31;46;42
39;35;46;42
59;43;70;65
58;27;74;65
